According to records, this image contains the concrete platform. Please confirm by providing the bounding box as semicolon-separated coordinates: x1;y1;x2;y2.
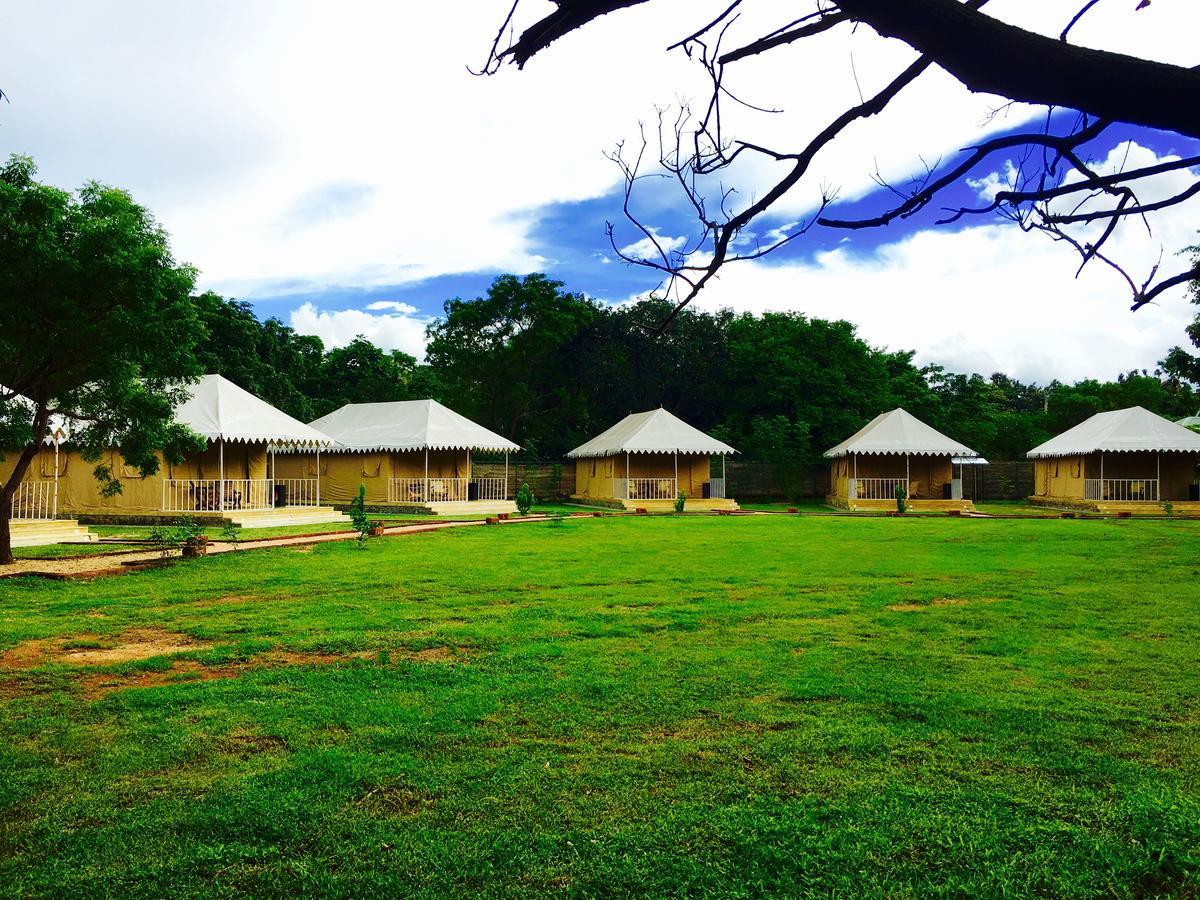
827;496;976;513
570;495;739;512
224;506;352;528
11;519;99;548
1029;496;1200;516
337;500;519;517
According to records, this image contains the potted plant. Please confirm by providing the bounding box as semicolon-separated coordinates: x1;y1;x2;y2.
368;521;386;537
182;533;209;558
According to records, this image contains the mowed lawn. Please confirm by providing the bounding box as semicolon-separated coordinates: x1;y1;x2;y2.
1;516;1198;896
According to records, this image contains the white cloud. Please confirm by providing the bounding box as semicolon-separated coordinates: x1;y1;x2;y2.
690;144;1200;384
966;161;1021;202
618;230;688;261
364;300;419;314
289;302;431;360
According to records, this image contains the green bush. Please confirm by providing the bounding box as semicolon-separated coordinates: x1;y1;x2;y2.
219;520;242;547
515;483;535;516
674;490;687;514
894;482;907;514
349;484;371;545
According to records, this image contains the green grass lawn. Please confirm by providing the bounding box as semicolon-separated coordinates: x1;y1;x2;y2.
1;516;1198;896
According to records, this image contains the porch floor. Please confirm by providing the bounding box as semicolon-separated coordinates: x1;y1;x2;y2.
1029;496;1200;516
11;519;99;548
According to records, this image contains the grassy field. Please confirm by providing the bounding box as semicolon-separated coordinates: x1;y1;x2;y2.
1;515;1198;896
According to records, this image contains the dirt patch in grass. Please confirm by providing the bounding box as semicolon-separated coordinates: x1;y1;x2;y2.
1;628;213;669
1;633;472;698
80;660;247;698
356;781;437;817
61;630;215;664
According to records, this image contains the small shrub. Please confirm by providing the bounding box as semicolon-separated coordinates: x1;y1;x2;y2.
894;482;907;514
548;514;566;528
219;520;242;548
674;490;687;514
1162;501;1175;518
515;483;535;516
995;472;1015;499
147;525;175;558
349;484;371;545
173;516;208;558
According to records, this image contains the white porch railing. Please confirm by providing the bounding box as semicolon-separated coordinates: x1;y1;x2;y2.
1084;478;1159;502
273;478;319;507
162;479;274;513
474;477;508;501
613;477;678;501
387;477;509;504
709;478;726;500
849;477;907;500
11;481;54;520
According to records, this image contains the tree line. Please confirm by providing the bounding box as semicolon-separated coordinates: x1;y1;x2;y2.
196;272;1200;465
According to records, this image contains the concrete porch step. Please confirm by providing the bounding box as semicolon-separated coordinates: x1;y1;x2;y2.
225;507;353;529
10;519;99;548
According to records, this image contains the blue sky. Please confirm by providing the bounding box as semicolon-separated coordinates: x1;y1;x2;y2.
2;1;1198;382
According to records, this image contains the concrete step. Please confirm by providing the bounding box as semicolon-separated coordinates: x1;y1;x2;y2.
226;507;352;529
10;519;100;548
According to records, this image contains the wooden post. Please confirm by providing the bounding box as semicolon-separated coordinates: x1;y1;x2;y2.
316;446;321;507
504;451;509;499
424;447;429;502
905;453;910;499
219;438;225;513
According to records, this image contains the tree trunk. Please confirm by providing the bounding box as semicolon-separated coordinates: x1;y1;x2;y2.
0;402;52;566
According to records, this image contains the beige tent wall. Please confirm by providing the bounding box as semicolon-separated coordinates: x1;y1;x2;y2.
2;440;267;514
1034;451;1198;500
1032;456;1086;499
282;449;470;504
573;453;715;500
829;454;953;500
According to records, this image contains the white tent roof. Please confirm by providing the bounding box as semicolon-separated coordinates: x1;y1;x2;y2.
1178;413;1200;429
1027;406;1200;458
308;400;520;453
824;408;979;458
953;456;989;466
567;408;736;458
174;374;332;447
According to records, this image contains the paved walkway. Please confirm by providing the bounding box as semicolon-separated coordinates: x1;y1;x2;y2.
2;516;558;580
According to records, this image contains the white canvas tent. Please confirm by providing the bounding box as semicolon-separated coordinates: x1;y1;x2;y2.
568;408;737;505
1176;412;1200;430
1027;407;1200;458
303;400;520;507
824;408;979;504
170;375;335;513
